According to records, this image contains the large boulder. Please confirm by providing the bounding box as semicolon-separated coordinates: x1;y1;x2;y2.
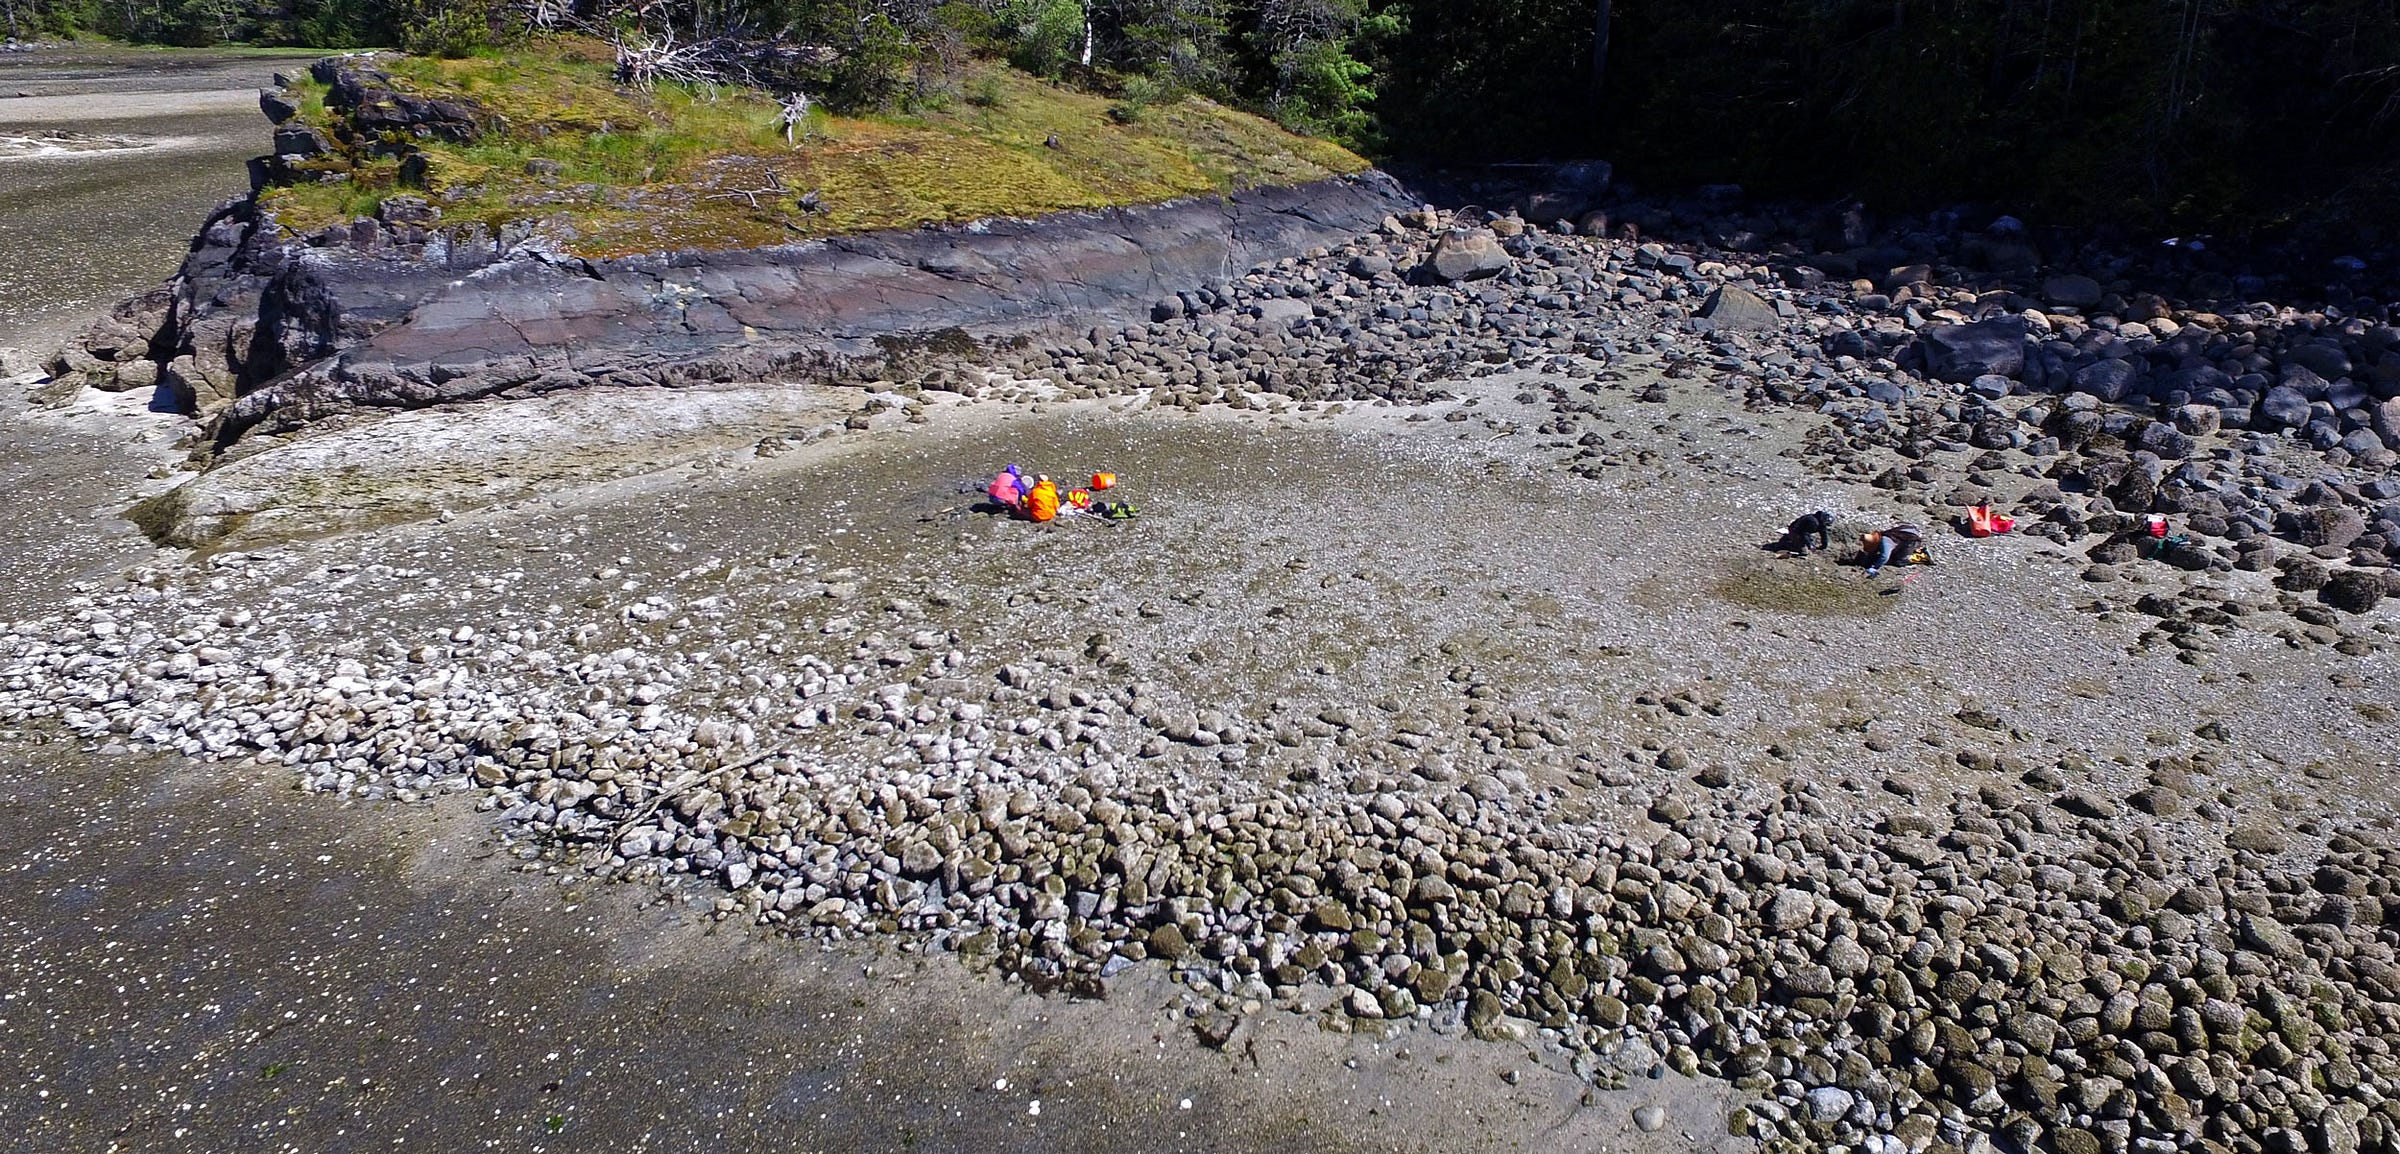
2282;505;2368;549
259;88;300;125
2279;364;2332;400
1426;228;1511;282
1250;298;1313;329
2322;569;2386;614
1917;315;2029;383
2106;455;2164;511
97;358;160;393
2258;384;2313;429
271;124;334;158
2171;403;2222;436
1696;285;1778;331
35;287;175;405
2373;397;2400;449
2285;341;2353;381
2134;420;2192;458
2072;359;2140;403
2163;364;2233;399
2043;274;2104;309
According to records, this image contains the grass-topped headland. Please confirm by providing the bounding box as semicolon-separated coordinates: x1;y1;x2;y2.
258;36;1368;258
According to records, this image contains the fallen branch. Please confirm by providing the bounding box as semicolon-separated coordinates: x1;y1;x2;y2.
780;91;814;145
702;169;788;208
603;745;786;839
597;20;838;94
613;27;730;90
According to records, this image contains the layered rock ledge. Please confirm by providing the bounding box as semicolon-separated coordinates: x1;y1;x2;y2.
48;169;1413;444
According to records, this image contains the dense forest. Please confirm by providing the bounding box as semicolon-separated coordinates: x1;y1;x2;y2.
8;0;2399;234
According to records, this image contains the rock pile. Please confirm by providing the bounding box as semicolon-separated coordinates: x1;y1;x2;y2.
1;534;2394;1154
256;57;494;183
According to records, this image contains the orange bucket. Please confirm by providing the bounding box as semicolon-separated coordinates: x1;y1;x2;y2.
1091;472;1117;491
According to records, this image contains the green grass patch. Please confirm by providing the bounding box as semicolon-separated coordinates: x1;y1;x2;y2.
258;36;1367;256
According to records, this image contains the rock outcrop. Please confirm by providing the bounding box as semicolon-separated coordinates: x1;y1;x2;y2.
99;170;1411;445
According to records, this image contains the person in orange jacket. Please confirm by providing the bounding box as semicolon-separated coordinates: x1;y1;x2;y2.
1022;475;1060;522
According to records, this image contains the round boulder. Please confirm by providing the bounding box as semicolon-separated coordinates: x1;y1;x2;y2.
1427;228;1512;283
2322;569;2386;613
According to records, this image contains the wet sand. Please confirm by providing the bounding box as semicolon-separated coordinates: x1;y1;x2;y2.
0;732;1736;1154
0;46;304;347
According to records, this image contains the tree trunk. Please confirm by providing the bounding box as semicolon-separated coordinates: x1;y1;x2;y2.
1588;0;1611;106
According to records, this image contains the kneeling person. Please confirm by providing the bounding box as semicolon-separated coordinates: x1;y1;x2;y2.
1777;510;1835;554
1860;523;1929;577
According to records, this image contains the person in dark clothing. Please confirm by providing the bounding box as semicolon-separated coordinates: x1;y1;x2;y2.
1775;510;1836;555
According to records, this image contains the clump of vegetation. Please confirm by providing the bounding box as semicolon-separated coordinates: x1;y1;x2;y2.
255;34;1364;257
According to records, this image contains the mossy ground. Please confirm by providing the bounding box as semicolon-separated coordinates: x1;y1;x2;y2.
259;36;1367;257
1710;558;1898;618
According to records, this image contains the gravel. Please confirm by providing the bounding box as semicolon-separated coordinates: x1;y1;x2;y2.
6;200;2400;1154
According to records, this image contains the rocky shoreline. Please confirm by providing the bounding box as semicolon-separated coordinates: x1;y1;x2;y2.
2;397;2395;1154
10;85;2400;1154
8;297;2400;1154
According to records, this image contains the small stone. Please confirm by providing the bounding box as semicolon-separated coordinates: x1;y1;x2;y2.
1633;1105;1667;1132
2240;914;2304;961
1148;923;1193;960
1824;936;1871;977
1766;887;1817;931
900;841;942;876
2056;790;2119;819
1807;1086;1856;1122
1193;1011;1239;1049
